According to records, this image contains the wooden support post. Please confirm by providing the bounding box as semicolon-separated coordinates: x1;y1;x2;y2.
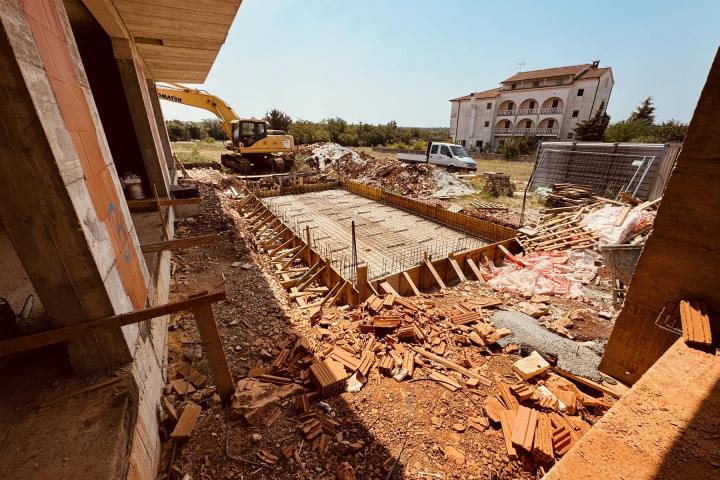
297;265;326;292
191;303;235;404
0;291;226;357
356;263;370;301
465;257;485;282
424;258;446;290
127;197;202;211
402;271;421;296
152;184;171;241
141;235;215;253
269;236;295;257
281;245;306;271
272;244;302;263
251;212;274;232
447;253;466;283
379;281;400;297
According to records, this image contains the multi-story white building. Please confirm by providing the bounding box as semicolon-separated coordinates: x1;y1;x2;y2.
449;62;614;150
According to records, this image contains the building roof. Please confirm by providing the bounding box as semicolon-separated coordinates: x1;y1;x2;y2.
502;64;594;83
449;87;500;102
81;0;242;83
576;67;612;80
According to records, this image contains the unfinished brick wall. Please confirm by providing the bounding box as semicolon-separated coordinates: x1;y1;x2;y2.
21;0;147;309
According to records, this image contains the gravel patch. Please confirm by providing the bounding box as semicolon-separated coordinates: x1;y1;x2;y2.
491;310;604;382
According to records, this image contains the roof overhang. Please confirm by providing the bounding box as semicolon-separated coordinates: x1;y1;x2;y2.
81;0;242;83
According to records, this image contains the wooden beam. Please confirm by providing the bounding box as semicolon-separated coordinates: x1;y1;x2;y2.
356;263;370;301
280;245;306;272
269;236;294;257
465;257;485;282
412;346;491;385
127;196;202;211
550;367;625;399
297;265;326;292
191;303;234;404
0;290;226;357
141;234;215;253
423;259;446;289
401;271;421;296
448;254;466;282
379;281;400;297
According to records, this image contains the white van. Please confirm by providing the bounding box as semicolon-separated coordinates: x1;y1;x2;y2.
396;142;477;172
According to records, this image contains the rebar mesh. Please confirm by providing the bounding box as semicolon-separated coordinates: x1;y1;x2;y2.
263;190;488;281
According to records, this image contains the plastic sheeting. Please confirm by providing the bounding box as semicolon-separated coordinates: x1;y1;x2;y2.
486;250;599;298
580;205;653;245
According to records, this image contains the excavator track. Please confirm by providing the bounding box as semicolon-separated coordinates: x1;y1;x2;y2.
221;153;293;174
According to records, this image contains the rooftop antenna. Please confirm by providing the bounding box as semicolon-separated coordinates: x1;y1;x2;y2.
515;61;526;72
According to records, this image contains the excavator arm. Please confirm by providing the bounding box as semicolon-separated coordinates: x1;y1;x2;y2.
155;82;239;139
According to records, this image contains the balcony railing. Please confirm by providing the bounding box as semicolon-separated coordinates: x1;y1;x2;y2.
539;107;563;115
494;127;559;136
516;108;537;115
497;109;515;116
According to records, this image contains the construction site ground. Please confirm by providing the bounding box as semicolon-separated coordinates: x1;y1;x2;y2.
161;168;620;479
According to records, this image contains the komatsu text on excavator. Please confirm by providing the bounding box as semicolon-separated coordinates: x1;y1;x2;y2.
156;83;295;173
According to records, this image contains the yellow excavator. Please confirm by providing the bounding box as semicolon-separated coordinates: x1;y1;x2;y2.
156;83;295;173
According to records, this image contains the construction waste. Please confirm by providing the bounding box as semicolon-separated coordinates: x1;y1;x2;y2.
295;143;474;198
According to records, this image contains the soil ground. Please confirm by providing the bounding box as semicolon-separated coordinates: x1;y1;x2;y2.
161;168;618;480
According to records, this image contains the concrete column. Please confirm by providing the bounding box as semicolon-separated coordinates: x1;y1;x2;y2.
0;0;150;373
112;37;170;198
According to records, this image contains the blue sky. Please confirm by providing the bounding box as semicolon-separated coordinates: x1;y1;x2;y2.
159;0;719;127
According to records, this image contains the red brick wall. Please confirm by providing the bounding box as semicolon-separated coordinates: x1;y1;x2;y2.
21;0;147;309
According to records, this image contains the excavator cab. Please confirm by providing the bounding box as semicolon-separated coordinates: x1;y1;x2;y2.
232;119;267;148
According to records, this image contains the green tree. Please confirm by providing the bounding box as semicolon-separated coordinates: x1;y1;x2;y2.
265;109;292;132
325;118;347;143
628;96;655;124
201;118;227;140
652;120;688;143
497;136;539;159
604;119;654;142
166;120;188;141
573;101;610;141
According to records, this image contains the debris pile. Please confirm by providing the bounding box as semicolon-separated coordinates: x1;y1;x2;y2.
518;199;658;256
481;172;515;197
544;183;595;207
290;143;475;198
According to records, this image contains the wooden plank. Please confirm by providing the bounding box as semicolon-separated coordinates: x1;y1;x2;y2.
550;366;624;399
465;257;485;282
170;402;202;440
423;259;446;289
127;197;202;211
141;234;215;253
401;271;421;296
379;281;400;297
191;303;235;403
297;265;326;292
448;255;466;282
412;346;492;385
0;291;226;357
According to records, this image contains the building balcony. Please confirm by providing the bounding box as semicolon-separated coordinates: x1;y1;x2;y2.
539;107;563;115
494;127;559;136
497;109;515;116
516;108;537;115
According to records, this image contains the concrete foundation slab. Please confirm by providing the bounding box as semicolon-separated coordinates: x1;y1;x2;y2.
263;189;489;280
